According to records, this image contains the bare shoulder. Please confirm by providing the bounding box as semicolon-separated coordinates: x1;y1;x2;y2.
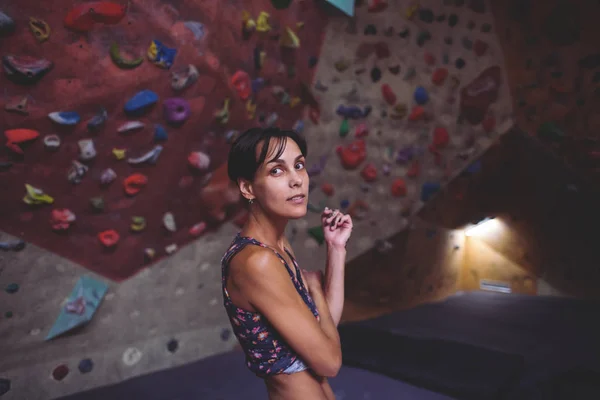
228;245;288;292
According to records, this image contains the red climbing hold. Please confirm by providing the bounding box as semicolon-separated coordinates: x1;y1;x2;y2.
52;364;69;381
64;2;127;32
424;52;436;66
361;163;378;182
98;229;119;248
336;139;366;170
473;40;489;57
408;106;425;121
355;123;369;138
407;160;419;178
391;178;407;197
189;222;207;237
432;68;448;86
368;0;388;12
381;84;396;105
321;183;334;197
230;70;251;100
432;127;449;148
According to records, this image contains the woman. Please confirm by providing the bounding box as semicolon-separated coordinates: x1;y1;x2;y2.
222;127;353;399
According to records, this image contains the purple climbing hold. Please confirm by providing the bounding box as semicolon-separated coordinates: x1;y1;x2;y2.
251;78;265;94
163;98;191;125
340;199;350;209
52;364;69;381
336;105;372;119
396;146;414;164
78;358;94;374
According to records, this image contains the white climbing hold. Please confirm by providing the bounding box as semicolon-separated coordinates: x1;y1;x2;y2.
30;328;41;336
165;243;178;254
200;262;210;272
175;287;185;296
209;298;218;306
163;212;176;232
122;347;142;366
43;134;61;150
117;121;145;134
78;139;96;161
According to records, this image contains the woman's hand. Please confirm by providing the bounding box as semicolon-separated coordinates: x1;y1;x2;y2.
321;207;353;249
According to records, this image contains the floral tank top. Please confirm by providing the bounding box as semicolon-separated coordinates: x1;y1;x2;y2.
221;233;320;377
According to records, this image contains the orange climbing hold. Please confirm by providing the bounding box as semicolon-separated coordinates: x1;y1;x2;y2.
230;70;251;100
98;230;119;247
123;173;148;196
4;129;40;154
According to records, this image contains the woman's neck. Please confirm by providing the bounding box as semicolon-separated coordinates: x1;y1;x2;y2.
243;208;288;249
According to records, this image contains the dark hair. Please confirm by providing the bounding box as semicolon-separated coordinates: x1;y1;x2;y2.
227;127;308;183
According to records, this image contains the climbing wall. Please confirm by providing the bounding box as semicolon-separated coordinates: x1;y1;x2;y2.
289;0;514;262
0;0;328;281
492;0;600;183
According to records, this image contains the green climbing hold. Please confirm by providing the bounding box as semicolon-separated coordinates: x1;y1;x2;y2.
537;121;565;141
271;0;292;9
5;283;19;294
308;226;325;245
339;119;350;137
5;311;13;318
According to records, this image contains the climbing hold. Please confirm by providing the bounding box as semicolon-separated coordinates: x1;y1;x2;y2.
163;98;191;125
408;106;425;121
336;105;371;119
370;66;382;82
381;84;396;105
308;226;325;245
163;212;177;232
100;168;116;185
23;184;53;205
48;111;80;126
214;98;230;124
405;2;419;19
339;119;350;137
364;24;377;35
423;52;435;66
391;103;408;120
28;17;50;42
43;134;61;151
340;199;350;209
348;200;369;220
127;216;145;232
355;123;368;138
0;10;15;36
4;283;19;294
77;359;94;374
432;127;449;148
421;182;441;201
52;364;69;381
127;145;163;165
144;248;156;262
473;40;488;56
90;197;104;212
221;328;231;341
462;37;473;50
124;90;158;116
391;178;407;197
153;124;168;142
321;183;334;197
231;70;251;100
98;230;119;248
4;96;29;115
448;14;458;27
165;244;178;254
78;139;96;161
336;139;366;170
167;338;179;353
189;222;207;237
122;347;142;366
414;86;429;105
170;64;198;92
293;120;304;134
50;209;76;231
0;240;25;252
67;160;88;184
416;31;431;47
459;66;502;125
184;21;204;39
455;58;465;69
64;2;127;32
314;80;328;92
255;11;271;33
87;107;108;132
481;23;492;33
398;28;410;38
280;27;300;49
2;55;53;85
147;39;177;69
419;8;435;23
109;42;144;69
123;173;148;196
361;163;378;182
4;311;13;318
117;120;144;134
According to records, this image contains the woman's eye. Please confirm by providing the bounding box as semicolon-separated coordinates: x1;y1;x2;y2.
270;168;282;175
295;162;305;170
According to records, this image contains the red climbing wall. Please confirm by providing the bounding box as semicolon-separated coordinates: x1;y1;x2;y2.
0;0;328;281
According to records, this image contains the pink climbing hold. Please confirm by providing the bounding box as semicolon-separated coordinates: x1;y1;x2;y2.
432;68;448;86
432;127;449;148
361;163;378;182
424;52;435;66
381;84;396;105
355;123;369;138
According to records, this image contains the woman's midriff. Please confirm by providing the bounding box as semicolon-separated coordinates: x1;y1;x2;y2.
265;370;335;400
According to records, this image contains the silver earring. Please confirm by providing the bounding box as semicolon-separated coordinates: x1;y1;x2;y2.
248;198;254;205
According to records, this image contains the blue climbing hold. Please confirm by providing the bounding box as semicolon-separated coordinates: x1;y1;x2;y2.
465;160;482;174
414;86;429;105
340;199;350;209
167;338;179;353
220;328;231;341
420;182;441;202
124;89;159;116
252;78;265;94
293;120;304;134
48;111;81;125
78;358;94;374
154;124;168;142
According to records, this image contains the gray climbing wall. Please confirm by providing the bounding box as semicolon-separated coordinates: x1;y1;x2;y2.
290;0;513;270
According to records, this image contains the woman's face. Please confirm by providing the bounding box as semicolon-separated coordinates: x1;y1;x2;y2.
250;137;309;220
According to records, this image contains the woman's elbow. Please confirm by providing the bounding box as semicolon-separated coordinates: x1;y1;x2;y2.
322;350;342;378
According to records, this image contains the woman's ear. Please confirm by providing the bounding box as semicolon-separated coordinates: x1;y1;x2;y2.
238;178;255;201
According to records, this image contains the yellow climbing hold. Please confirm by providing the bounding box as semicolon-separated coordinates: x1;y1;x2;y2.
406;2;419;19
23;184;54;205
242;11;256;31
256;12;271;32
215;98;230;124
289;97;301;108
130;216;146;232
280;27;300;49
112;148;126;160
246;100;256;119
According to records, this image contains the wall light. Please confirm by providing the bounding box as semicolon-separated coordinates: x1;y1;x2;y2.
464;217;497;237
